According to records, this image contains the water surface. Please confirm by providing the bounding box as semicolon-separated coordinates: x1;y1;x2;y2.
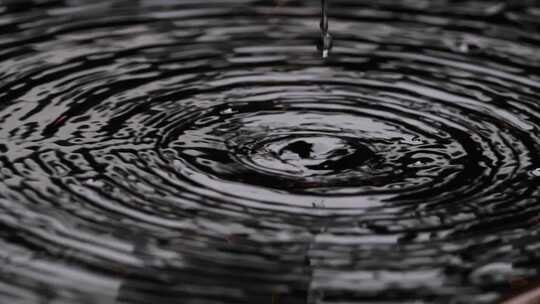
0;0;539;303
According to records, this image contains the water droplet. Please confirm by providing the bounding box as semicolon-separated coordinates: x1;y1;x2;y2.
457;41;470;53
531;168;540;177
317;33;333;58
220;108;235;115
411;137;423;144
84;178;104;188
318;0;332;58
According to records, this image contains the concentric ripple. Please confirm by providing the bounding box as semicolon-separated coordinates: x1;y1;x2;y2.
0;0;539;303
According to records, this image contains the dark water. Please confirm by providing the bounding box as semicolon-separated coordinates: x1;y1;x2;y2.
0;0;540;303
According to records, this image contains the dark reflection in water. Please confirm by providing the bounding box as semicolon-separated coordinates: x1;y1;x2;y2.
0;0;539;303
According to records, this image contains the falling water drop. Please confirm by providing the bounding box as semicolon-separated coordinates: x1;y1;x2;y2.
318;0;333;58
531;168;540;177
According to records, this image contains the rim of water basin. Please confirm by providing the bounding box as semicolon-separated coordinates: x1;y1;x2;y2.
501;280;540;304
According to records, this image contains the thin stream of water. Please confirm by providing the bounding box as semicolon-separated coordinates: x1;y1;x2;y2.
318;0;332;57
0;0;539;303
